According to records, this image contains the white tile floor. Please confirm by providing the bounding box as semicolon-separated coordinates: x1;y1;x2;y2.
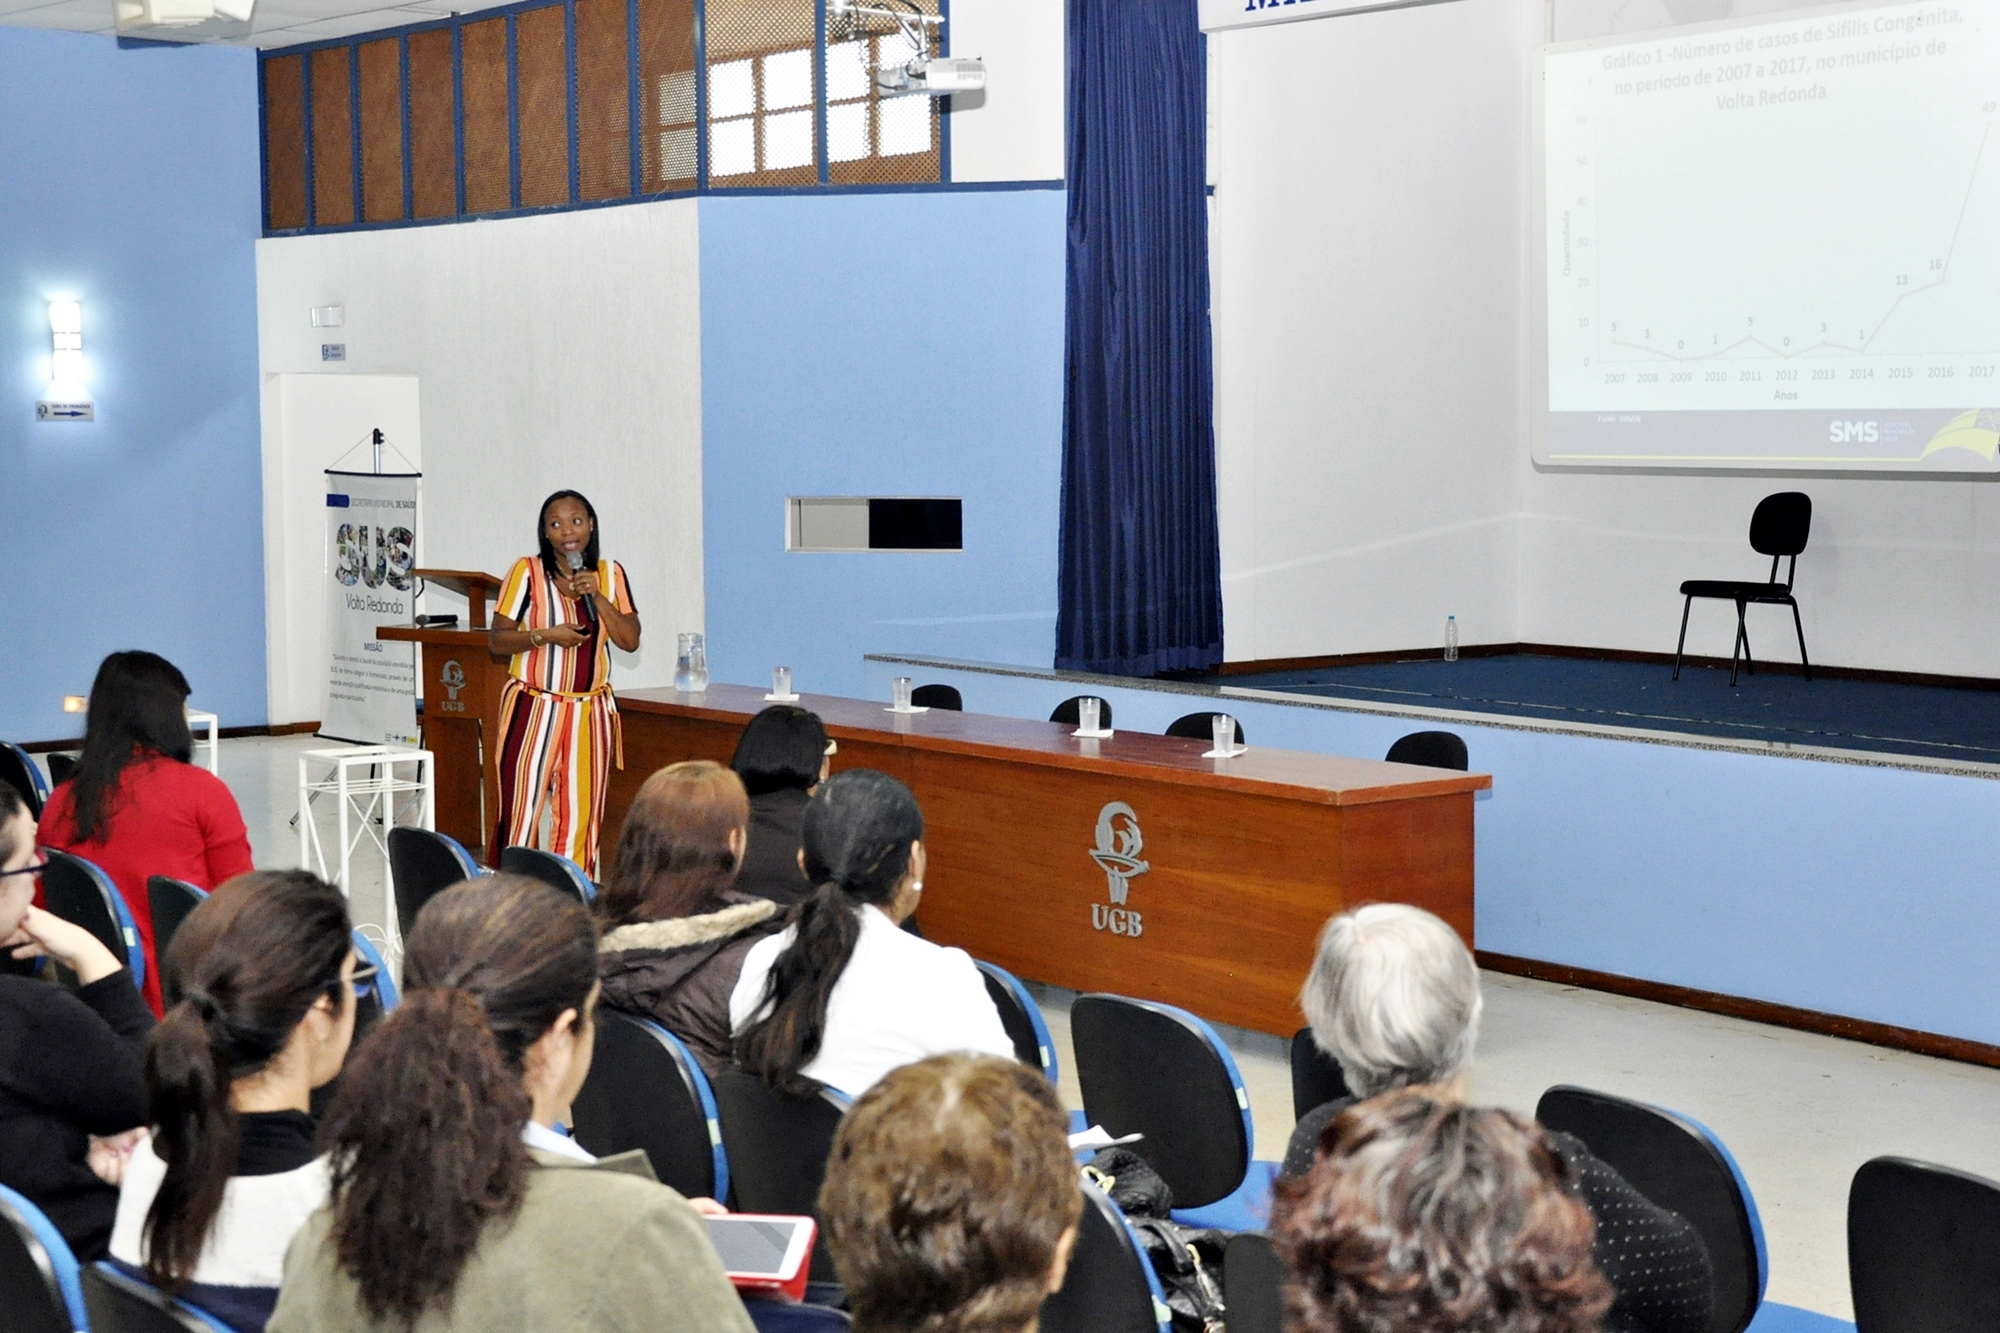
199;733;2000;1321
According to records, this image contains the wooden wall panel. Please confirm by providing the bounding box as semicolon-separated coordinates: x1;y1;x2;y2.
635;0;696;192
515;4;571;208
575;0;631;200
407;30;457;219
262;55;307;230
358;39;405;223
461;17;512;213
310;47;355;227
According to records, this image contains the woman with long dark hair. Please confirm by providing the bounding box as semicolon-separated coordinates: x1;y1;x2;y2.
728;705;831;909
598;762;781;1076
107;871;356;1332
729;770;1013;1099
270;876;753;1333
0;784;153;1261
38;650;254;1014
487;491;642;877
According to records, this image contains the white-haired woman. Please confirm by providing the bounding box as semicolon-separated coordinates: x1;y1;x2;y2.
1284;903;1715;1333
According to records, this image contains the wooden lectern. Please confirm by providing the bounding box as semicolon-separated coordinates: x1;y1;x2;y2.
376;569;507;855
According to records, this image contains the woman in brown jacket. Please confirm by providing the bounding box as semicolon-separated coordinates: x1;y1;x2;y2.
596;762;782;1076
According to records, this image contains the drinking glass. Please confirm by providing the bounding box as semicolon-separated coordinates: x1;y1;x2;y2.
1212;713;1236;755
893;677;913;711
1079;698;1101;734
675;633;708;693
773;666;792;698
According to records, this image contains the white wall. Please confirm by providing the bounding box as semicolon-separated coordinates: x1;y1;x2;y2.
255;198;704;720
1208;0;1539;662
261;373;422;726
1211;0;2000;676
946;0;1065;183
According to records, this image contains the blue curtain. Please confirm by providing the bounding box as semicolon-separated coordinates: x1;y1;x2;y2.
1056;0;1223;677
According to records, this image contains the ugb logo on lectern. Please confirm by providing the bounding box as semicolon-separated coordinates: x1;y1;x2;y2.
1087;801;1149;937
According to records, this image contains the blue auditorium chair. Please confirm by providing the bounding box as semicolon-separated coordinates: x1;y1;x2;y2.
44;849;146;990
1069;993;1278;1232
1536;1084;1767;1333
570;1009;729;1202
85;1260;239;1332
1040;1178;1170;1333
1848;1155;2000;1333
0;1182;87;1333
499;845;596;903
386;826;481;935
975;959;1059;1084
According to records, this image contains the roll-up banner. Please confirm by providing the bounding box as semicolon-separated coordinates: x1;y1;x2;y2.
322;470;421;746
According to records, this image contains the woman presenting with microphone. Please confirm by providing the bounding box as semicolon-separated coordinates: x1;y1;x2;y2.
488;491;640;877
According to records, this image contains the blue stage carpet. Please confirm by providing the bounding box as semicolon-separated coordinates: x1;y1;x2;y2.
1209;654;2000;763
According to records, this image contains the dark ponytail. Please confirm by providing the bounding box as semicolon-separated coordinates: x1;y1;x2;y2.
144;871;351;1294
321;875;597;1324
735;770;922;1094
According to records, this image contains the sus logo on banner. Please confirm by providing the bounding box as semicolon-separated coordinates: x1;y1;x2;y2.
322;469;420;745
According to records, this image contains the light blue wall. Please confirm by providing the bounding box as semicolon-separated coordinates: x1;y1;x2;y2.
864;659;2000;1047
0;30;266;742
698;189;1067;700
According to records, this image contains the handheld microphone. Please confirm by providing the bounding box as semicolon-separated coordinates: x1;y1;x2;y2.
566;550;598;628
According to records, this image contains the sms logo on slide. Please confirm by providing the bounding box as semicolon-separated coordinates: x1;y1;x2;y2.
1830;421;1879;444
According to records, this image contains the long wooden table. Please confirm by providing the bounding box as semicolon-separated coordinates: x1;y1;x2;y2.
612;685;1490;1036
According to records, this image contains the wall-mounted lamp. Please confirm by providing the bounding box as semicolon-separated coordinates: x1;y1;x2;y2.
37;301;93;422
62;695;87;713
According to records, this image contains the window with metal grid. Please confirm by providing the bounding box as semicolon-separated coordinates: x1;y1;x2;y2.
258;0;951;235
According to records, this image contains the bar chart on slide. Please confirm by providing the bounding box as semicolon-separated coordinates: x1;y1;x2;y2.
1545;0;2000;415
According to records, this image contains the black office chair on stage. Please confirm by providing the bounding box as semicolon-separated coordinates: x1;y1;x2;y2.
499;845;596;903
387;827;481;935
1165;713;1244;746
46;753;78;787
1040;1179;1170;1333
1384;730;1468;771
85;1261;236;1332
1674;491;1812;686
43;850;147;989
1536;1084;1767;1333
1289;1026;1351;1121
910;684;963;711
711;1068;849;1284
1222;1232;1286;1333
976;959;1059;1083
1848;1155;2000;1333
0;1183;86;1333
1049;696;1113;729
570;1009;728;1201
0;744;49;819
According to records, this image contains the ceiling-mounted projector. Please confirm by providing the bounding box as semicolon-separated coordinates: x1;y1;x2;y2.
875;56;985;98
114;0;252;31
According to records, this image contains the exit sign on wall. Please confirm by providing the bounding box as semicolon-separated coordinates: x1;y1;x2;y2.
1199;0;1413;30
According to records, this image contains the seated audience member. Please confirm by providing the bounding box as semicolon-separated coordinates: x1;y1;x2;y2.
730;769;1014;1098
820;1053;1081;1333
269;876;754;1333
1274;1090;1613;1333
0;783;153;1259
39;651;254;1014
109;871;356;1333
597;761;782;1075
1285;904;1713;1333
728;705;831;909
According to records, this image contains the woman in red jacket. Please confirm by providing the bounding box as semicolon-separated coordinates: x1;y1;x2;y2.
40;652;254;1015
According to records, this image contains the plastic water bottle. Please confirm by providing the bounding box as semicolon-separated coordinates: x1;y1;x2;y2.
1444;616;1459;662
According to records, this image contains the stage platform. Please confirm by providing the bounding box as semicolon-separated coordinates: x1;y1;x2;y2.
1198;653;2000;768
863;652;2000;1070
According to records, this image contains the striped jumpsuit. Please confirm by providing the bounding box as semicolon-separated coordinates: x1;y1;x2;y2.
491;554;635;877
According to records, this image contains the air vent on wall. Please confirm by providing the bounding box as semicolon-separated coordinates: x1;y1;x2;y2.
788;497;962;552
